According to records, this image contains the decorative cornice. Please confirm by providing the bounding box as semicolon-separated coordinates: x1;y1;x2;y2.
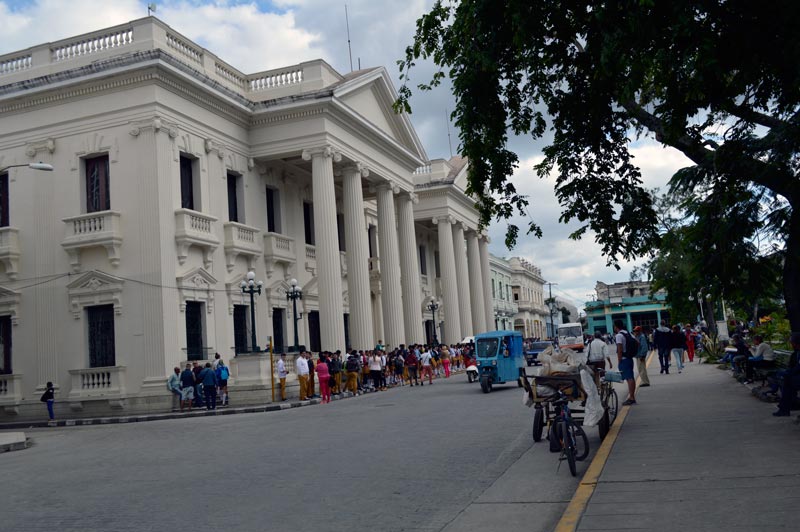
204;137;226;159
24;138;55;158
250;106;326;127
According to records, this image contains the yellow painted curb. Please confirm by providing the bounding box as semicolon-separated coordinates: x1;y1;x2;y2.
554;350;655;532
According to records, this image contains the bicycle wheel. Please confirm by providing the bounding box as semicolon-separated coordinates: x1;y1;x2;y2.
598;409;610;440
572;422;590;461
606;387;619;425
532;407;544;442
561;420;577;477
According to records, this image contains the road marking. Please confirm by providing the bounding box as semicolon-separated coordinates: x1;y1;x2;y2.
554;350;655;532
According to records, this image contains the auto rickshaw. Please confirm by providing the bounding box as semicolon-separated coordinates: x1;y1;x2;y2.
475;330;525;393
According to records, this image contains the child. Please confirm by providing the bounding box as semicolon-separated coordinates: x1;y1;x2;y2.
40;381;55;421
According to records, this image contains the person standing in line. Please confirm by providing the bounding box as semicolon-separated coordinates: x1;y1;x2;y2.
670;324;687;373
199;362;218;410
369;351;383;391
277;353;288;401
307;352;316;398
316;354;331;403
614;319;637;405
212;352;221;370
179;363;195;412
167;367;182;410
40;381;55;422
419;346;434;385
394;347;405;386
330;351;342;395
345;351;360;395
634;326;651;387
440;344;452;378
192;361;204;408
654;320;672;374
405;347;419;386
296;352;310;401
216;359;230;406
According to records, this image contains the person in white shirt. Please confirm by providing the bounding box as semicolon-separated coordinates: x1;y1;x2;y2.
419;348;434;385
587;332;613;374
296;352;310;401
745;334;776;383
277;353;288;401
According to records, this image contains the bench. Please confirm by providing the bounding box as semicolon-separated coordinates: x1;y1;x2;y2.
753;349;792;388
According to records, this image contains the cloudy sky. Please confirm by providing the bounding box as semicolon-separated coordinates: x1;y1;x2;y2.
0;0;692;311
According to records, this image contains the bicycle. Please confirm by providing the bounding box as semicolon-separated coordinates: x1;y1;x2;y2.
550;389;589;477
597;376;619;439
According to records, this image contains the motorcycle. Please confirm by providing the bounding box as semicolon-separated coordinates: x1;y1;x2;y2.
464;355;479;383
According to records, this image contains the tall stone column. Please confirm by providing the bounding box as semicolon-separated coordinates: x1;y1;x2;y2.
341;163;374;350
466;230;486;334
434;216;462;344
376;182;405;348
478;234;493;332
396;192;424;344
302;146;345;351
452;221;473;337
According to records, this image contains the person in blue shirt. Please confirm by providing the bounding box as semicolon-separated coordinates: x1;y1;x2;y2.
198;362;218;410
215;360;230;406
179;363;196;412
773;332;800;417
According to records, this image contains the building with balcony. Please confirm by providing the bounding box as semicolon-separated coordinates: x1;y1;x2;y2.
585;281;670;335
487;255;548;338
0;17;499;420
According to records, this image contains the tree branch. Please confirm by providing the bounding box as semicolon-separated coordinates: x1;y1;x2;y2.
718;101;787;130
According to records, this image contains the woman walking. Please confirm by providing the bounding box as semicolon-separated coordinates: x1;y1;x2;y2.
684;324;696;362
670;325;686;373
315;354;331;403
440;344;451;378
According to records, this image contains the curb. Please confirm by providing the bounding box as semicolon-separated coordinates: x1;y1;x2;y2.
0;432;29;453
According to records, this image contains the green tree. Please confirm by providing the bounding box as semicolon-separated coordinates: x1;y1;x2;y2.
396;0;800;328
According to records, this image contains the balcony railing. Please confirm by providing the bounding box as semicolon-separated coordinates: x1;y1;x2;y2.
0;17;343;100
262;232;296;278
0;374;23;413
0;227;20;279
61;210;122;272
223;221;261;272
174;209;219;268
68;366;127;403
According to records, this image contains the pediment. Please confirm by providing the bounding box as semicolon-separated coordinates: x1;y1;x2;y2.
334;68;427;162
67;270;124;293
176;267;217;289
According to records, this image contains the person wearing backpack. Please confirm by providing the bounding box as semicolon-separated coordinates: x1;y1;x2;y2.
40;381;55;422
394;346;406;386
215;359;231;406
614;319;638;406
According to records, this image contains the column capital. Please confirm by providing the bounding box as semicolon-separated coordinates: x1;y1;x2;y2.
301;146;342;163
398;191;419;204
373;180;400;195
432;215;456;226
337;162;370;178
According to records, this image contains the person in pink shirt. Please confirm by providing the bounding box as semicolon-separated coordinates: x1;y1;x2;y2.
316;354;331;404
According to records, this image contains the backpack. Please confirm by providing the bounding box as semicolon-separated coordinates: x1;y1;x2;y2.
621;331;639;358
219;366;230;380
345;357;359;372
395;355;404;369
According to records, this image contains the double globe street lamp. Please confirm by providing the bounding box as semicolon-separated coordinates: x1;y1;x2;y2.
285;278;303;352
426;297;440;346
240;271;262;352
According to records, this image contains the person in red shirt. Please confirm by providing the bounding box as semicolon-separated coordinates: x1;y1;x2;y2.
315;354;331;403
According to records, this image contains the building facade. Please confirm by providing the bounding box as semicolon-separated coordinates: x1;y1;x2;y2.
488;255;517;331
585;281;670;334
0;18;495;420
487;255;548;338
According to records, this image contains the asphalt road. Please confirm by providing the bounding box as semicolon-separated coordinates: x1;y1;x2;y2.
1;373;604;532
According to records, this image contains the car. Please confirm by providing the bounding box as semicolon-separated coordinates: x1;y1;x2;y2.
524;341;553;366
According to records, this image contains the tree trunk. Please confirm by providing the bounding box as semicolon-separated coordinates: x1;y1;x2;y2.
784;208;800;332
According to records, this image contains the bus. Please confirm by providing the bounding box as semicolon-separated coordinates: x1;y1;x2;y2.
557;322;585;351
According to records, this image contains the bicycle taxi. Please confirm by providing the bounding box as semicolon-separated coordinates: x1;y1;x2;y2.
474;330;525;393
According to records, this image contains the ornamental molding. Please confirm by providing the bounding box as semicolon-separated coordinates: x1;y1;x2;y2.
24;138;55;158
432;215;456;226
176;267;217;313
0;286;21;326
250;107;326;127
70;133;119;171
204;137;227;160
338;162;370;178
66;270;124;319
129;116;179;139
301;146;342;162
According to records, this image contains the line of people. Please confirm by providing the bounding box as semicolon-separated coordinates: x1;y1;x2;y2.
167;353;231;411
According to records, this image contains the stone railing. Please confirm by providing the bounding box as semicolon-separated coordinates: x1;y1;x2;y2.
0;226;20;279
305;245;316;260
0;18;343;101
68;366;127;402
61;211;122;271
0;374;23;413
223;221;261;272
174;209;219;267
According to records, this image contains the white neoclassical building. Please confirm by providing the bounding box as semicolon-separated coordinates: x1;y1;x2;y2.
0;18;495;419
488;255;548;338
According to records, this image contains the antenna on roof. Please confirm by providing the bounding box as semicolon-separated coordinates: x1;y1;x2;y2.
147;3;157;16
445;109;453;158
345;5;354;72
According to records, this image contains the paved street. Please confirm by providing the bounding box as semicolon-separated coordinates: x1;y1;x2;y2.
1;373;605;532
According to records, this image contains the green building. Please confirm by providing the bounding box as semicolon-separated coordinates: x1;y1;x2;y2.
585;281;670;334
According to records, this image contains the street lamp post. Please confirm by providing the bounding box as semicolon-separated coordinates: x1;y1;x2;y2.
0;162;54;173
286;278;303;352
240;271;262;352
426;297;440;345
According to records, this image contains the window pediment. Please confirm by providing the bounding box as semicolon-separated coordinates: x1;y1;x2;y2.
176;267;217;313
66;270;124;319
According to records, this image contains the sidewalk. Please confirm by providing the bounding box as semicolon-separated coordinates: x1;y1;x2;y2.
574;359;800;531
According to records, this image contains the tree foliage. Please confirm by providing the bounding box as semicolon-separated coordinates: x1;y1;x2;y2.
396;0;800;327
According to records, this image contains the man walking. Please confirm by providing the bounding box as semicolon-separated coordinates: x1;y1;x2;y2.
419;346;434;385
653;320;672;374
634;326;651;387
277;353;288;401
296;352;310;401
614;319;637;405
